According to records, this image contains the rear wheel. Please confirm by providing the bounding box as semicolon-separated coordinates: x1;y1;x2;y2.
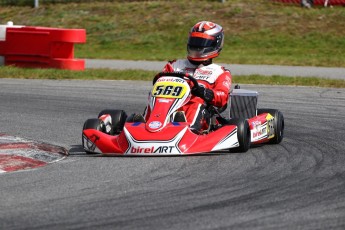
98;109;127;135
257;109;284;144
227;118;250;153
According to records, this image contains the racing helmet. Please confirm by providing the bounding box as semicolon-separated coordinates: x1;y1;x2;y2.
187;21;224;62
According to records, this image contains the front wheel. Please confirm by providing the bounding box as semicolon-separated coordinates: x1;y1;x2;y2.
83;118;102;131
257;109;284;144
82;118;102;154
98;109;127;135
227;118;250;153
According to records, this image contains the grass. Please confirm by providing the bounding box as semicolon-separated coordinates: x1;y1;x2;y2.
0;1;343;88
0;66;344;88
0;0;344;67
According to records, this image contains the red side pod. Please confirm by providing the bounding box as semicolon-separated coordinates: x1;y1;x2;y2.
179;125;237;154
0;26;86;70
248;113;272;144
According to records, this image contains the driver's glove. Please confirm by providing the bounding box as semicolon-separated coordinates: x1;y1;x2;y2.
192;86;214;103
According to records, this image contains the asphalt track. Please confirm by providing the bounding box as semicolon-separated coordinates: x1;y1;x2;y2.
1;76;345;230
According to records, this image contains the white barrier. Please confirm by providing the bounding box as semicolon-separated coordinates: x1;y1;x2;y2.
0;22;14;66
0;21;23;41
0;22;22;66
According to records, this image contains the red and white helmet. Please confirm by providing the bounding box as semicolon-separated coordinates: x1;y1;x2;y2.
187;21;224;62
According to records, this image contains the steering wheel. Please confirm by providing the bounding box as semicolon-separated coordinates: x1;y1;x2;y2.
156;72;200;91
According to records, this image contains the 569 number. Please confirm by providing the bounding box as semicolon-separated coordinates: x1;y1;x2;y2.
152;85;184;98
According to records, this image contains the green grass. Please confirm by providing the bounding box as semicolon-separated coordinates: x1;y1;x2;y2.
0;66;344;88
0;1;343;88
0;0;344;67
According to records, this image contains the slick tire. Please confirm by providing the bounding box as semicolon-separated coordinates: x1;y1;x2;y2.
257;108;284;144
228;118;250;153
82;118;102;154
83;118;102;131
98;109;127;135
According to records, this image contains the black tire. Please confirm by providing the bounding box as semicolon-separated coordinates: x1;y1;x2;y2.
227;118;250;153
82;118;102;154
126;113;145;123
257;109;284;144
98;109;127;135
83;118;101;131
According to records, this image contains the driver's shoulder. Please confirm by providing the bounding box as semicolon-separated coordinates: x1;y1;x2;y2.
206;63;231;75
170;59;195;69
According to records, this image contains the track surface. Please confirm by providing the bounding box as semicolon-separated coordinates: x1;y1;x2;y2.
1;79;345;230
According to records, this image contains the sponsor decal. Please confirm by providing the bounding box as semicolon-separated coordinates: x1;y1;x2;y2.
157;77;185;83
195;75;210;81
149;121;162;129
130;146;154;154
158;99;171;103
251;121;267;139
130;146;176;154
252;121;261;127
195;69;213;76
253;128;266;138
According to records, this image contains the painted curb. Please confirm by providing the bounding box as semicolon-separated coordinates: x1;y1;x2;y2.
0;133;68;173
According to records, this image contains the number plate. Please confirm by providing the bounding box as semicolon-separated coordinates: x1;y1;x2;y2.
152;80;188;99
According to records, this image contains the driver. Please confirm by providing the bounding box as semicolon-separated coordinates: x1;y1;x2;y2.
145;21;232;133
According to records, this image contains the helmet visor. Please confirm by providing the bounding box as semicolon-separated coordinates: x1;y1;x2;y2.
188;37;215;48
187;37;217;58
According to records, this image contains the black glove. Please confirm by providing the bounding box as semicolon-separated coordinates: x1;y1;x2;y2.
192;86;214;103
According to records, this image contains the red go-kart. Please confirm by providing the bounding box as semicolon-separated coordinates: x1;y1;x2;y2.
82;72;284;155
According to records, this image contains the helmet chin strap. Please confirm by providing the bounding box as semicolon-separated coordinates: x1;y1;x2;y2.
188;58;213;66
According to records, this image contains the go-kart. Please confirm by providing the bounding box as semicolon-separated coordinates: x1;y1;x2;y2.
82;72;284;155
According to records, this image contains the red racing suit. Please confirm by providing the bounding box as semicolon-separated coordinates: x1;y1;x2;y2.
145;59;232;132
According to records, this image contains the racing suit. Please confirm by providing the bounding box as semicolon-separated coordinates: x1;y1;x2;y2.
145;59;232;132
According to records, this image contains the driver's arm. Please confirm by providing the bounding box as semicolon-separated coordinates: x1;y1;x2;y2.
209;70;232;108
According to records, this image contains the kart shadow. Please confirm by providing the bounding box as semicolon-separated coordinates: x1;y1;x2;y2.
68;145;102;157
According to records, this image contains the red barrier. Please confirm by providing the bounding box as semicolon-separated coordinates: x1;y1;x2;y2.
0;26;86;70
